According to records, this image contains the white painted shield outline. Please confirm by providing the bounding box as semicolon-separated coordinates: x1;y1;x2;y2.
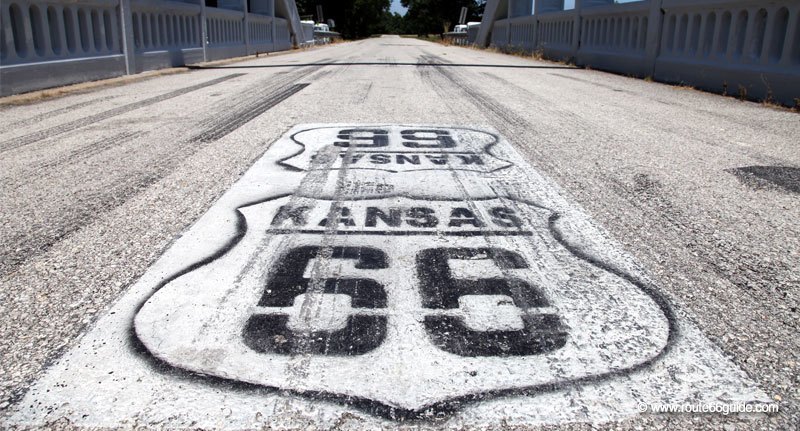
132;193;677;420
277;125;515;174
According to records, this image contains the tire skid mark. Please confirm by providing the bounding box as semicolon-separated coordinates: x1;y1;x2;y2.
191;84;309;143
0;173;158;275
189;63;330;143
3;96;116;130
1;65;331;275
34;130;148;171
284;139;360;383
0;74;245;153
416;54;555;171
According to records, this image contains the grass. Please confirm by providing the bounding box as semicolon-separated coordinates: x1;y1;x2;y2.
0;68;188;106
412;34;444;43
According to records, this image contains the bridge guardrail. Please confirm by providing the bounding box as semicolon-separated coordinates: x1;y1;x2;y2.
248;13;273;52
274;17;289;51
577;1;652;76
534;10;575;58
442;32;469;46
467;23;479;44
313;30;340;44
131;0;204;70
0;0;295;96
655;0;799;102
204;5;246;60
482;0;799;105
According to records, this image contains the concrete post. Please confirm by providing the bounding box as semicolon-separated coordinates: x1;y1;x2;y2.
119;0;137;74
271;0;276;52
242;0;250;54
779;5;798;67
200;0;208;61
572;0;584;60
644;0;664;76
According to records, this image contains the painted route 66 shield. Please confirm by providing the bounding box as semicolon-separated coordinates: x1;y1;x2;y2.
134;193;672;414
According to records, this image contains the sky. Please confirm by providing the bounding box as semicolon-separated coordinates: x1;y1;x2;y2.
390;0;407;16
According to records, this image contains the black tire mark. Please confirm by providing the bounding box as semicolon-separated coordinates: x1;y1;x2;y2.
417;54;536;141
34;130;147;171
191;84;309;143
0;74;245;153
4;96;116;129
189;63;329;143
0;66;326;275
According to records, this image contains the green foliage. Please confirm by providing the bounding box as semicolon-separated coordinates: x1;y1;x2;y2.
296;0;391;39
295;0;484;39
401;0;484;35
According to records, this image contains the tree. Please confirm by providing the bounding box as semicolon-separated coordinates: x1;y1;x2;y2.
295;0;392;39
382;12;407;35
401;0;483;35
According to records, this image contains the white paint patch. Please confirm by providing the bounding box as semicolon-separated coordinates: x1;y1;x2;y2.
5;125;769;428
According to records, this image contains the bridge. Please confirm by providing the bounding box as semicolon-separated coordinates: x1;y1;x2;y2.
0;1;798;430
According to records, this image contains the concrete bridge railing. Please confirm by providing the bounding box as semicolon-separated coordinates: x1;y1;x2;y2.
478;0;800;106
0;0;296;96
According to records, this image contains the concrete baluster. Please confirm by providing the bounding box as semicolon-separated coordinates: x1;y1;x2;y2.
37;5;54;58
759;6;777;65
200;0;208;61
708;11;723;61
1;4;19;62
779;5;798;66
741;7;757;64
572;0;583;58
119;0;136;73
535;0;563;51
20;3;34;59
242;0;250;54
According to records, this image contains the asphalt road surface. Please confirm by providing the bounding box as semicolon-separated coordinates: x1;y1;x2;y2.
1;35;798;430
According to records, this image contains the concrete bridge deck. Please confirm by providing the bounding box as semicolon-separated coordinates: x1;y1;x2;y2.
0;36;798;429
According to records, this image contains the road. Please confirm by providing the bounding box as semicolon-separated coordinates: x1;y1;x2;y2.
0;35;798;429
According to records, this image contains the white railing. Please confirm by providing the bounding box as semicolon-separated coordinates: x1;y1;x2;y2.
535;10;576;58
491;19;508;47
248;13;272;46
313;30;340;44
0;0;297;96
480;0;800;105
131;0;202;52
508;15;537;51
300;21;313;44
580;2;650;56
205;6;243;47
660;0;799;67
274;17;289;50
538;11;575;48
442;32;469;46
467;22;479;43
1;0;123;66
